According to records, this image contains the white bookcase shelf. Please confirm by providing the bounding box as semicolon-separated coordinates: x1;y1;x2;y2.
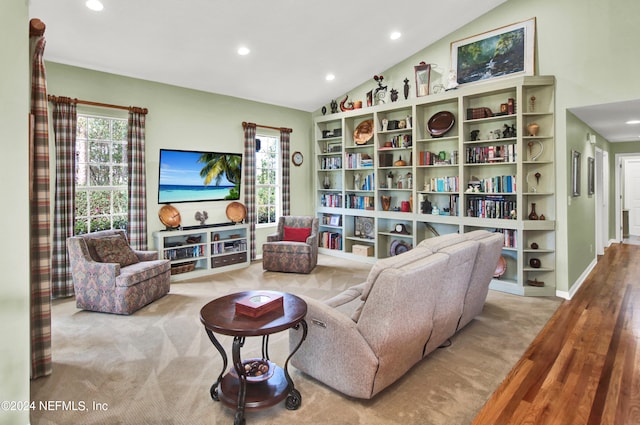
153;223;250;281
314;76;556;296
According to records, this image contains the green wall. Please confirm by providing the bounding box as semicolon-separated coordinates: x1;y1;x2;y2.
1;2;31;423
327;0;640;294
45;62;314;255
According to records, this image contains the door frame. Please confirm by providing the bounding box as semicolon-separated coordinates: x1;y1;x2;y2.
595;148;608;254
615;153;640;242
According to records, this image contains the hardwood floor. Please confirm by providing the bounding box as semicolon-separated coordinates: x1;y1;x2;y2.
472;242;640;425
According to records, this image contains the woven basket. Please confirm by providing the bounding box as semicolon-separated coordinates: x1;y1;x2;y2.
171;261;196;275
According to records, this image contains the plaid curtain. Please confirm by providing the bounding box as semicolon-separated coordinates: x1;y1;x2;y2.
51;100;77;298
280;129;291;216
30;35;52;379
243;123;257;260
127;110;147;250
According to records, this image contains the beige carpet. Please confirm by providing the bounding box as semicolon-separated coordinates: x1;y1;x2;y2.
30;255;562;425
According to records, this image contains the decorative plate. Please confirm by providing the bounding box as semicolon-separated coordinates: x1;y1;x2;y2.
427;111;455;138
493;255;507;278
354;119;374;145
158;205;181;228
226;201;247;223
389;239;412;256
228;359;275;383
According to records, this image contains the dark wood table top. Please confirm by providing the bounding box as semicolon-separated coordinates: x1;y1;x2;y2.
200;291;307;337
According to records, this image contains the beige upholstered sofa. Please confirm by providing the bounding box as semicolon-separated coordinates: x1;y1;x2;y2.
289;230;503;399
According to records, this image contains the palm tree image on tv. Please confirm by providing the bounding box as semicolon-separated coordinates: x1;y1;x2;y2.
198;153;242;200
158;149;243;203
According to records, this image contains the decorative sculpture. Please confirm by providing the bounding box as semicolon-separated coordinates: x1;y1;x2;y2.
195;210;208;226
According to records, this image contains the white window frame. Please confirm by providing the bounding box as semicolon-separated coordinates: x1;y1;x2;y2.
255;133;281;228
74;113;128;234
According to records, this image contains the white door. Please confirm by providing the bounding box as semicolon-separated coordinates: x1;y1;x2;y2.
625;159;640;236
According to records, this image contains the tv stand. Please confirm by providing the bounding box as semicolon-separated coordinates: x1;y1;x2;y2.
153;223;250;281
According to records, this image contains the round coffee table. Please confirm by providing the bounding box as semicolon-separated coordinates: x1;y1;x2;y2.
200;291;308;425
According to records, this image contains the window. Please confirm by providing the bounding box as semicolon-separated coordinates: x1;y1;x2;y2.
255;134;281;225
74;114;128;234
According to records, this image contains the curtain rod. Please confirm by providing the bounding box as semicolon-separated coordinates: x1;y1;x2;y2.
47;95;148;115
242;121;292;133
30;18;46;37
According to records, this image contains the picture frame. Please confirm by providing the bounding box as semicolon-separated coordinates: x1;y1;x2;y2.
354;216;375;239
571;150;581;197
451;18;536;86
587;156;595;195
329;215;341;226
366;90;373;107
414;62;431;97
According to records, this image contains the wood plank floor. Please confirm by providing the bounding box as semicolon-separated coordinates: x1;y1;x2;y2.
472;242;640;425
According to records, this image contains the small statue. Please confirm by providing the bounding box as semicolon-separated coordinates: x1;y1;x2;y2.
403;78;410;99
445;70;458;90
194;211;208;226
330;99;338;114
373;75;387;104
390;89;398;102
470;129;480;141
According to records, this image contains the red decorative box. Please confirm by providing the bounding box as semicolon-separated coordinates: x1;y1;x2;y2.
235;292;284;318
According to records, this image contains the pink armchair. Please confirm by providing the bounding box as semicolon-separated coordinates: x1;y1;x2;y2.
262;216;319;273
67;229;171;315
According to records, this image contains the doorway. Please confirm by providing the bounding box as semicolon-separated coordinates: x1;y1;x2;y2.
615;153;640;244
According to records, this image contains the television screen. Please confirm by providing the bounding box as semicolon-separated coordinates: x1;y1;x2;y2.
158;149;242;203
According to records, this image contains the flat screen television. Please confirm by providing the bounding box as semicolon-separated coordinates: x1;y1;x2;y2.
158;148;242;204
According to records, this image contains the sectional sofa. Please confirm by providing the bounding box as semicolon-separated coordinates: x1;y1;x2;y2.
289;230;503;399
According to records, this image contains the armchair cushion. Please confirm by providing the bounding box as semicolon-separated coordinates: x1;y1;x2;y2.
283;226;311;242
93;235;140;267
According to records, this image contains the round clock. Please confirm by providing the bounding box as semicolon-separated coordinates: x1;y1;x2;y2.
392;223;409;234
292;151;303;166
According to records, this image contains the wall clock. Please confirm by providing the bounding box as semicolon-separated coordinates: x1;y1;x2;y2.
292;151;303;166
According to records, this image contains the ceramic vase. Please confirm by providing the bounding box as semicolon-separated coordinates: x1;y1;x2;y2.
527;122;540;136
528;203;539;220
381;196;391;211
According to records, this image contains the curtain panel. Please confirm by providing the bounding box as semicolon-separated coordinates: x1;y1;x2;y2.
280;129;291;216
127;110;148;250
29;35;52;379
243;123;257;260
51;100;77;298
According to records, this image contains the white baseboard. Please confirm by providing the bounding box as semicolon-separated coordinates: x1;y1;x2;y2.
555;256;597;300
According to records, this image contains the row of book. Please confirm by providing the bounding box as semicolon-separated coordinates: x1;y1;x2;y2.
320;156;342;170
428;176;459;192
351;173;375;191
345;195;375;210
474;175;517;193
320;193;342;208
211;240;247;255
345;153;373;169
163;245;204;260
466;196;517;219
417;151;457;166
495;228;517;248
320;231;342;250
465;144;517;164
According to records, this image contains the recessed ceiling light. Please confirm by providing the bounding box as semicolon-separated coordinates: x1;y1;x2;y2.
626;119;640;125
237;47;250;56
390;31;402;40
326;74;335;81
85;0;104;11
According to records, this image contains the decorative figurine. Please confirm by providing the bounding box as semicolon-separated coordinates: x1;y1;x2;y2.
330;99;338;114
354;173;361;191
403;78;410;99
373;75;387;104
530;95;536;112
470;129;480;141
390;89;398;102
321;106;327;115
339;95;354;112
445;70;458;91
195;210;208;226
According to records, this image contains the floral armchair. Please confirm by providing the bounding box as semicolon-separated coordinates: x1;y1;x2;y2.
262;216;319;274
67;229;171;315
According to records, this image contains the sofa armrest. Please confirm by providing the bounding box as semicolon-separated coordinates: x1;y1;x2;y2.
289;296;379;399
324;282;367;308
134;250;159;262
266;233;281;242
305;234;318;246
75;260;121;289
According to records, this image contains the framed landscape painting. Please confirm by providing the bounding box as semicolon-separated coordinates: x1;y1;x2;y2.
451;18;536;86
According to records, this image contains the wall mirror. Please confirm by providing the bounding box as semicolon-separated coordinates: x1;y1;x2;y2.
571;150;581;196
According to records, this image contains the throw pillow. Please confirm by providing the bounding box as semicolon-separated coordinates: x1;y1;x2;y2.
283;226;311;243
93;235;140;267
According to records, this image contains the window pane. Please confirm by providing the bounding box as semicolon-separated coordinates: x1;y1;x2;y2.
89;142;110;163
113;215;128;230
75;190;88;216
113;190;128;213
89;165;110;186
89;190;111;215
112;166;127;185
257;206;270;224
90;217;111;232
74;218;88;235
112;121;128;141
112;143;125;163
88;117;110;140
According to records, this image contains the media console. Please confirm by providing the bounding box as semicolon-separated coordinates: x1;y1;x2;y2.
153;223;250;281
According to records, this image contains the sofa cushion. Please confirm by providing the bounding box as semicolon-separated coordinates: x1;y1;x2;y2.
262;241;311;254
283;226;312;242
93;235;139;267
115;260;171;287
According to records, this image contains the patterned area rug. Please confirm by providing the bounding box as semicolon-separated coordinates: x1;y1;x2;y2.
30;255;561;425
